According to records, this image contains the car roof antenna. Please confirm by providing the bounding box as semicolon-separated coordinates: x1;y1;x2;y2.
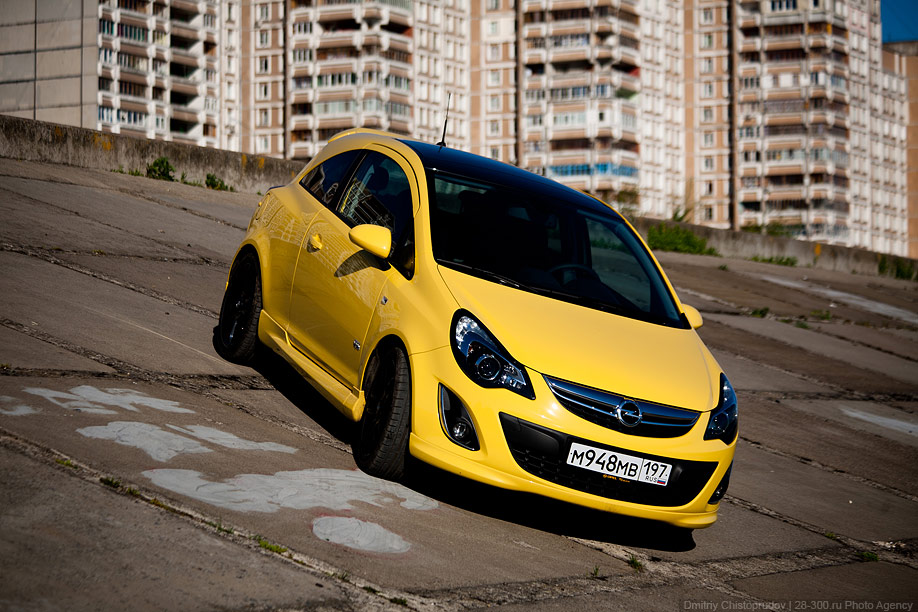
436;92;451;148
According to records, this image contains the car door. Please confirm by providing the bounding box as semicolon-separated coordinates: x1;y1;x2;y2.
287;147;416;390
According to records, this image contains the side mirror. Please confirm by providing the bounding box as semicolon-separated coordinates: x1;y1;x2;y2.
683;304;703;329
349;224;392;259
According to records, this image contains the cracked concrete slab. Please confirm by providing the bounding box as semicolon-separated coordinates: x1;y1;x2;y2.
0;324;114;372
731;442;918;542
0;446;354;612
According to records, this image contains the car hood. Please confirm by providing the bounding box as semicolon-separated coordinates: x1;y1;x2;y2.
438;266;720;413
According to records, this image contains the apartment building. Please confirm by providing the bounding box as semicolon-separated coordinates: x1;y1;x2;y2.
2;0;912;256
885;41;918;258
729;0;909;253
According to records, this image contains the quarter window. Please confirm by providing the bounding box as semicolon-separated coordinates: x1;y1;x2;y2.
300;150;361;207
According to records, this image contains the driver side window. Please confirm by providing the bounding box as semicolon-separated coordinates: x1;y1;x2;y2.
338;152;415;279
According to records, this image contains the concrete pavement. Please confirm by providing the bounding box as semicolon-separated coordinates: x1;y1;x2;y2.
0;158;916;611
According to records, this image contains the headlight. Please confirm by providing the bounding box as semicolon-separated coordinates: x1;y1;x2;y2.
704;374;738;444
451;311;534;400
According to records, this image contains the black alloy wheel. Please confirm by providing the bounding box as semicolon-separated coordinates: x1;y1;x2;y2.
214;250;262;364
354;344;412;480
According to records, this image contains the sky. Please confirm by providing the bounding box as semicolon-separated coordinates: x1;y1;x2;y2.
881;0;918;43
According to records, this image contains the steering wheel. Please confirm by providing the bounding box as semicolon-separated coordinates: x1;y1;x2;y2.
548;263;600;284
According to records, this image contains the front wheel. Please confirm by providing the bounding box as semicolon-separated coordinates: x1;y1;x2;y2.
214;250;262;364
353;344;411;480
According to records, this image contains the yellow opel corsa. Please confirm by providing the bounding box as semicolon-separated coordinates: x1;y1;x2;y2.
216;129;737;529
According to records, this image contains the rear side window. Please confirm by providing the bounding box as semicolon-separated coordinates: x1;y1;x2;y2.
299;150;360;208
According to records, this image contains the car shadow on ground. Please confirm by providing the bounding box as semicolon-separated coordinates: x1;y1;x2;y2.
249;346;358;445
247;346;696;553
402;459;697;553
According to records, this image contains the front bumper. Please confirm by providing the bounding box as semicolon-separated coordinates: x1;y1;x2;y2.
408;346;735;529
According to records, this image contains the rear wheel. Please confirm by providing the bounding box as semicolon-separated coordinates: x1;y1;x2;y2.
214;250;262;364
354;344;411;479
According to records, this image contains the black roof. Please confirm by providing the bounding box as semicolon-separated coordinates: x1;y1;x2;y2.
399;139;611;214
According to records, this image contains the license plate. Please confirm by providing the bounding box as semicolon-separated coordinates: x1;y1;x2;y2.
566;442;672;486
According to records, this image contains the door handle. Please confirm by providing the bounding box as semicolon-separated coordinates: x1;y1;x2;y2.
307;233;323;251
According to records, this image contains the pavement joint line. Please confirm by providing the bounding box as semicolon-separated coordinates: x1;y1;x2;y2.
723;494;918;569
735;436;918;504
0;243;225;267
412;541;872;610
0;426;438;612
0;168;251;232
0;183;197;259
0;244;222;319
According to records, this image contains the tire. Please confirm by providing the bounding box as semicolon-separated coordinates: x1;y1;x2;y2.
214;250;262;364
353;344;412;480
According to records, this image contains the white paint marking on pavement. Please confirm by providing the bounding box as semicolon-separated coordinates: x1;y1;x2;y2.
312;516;411;553
142;468;439;514
756;275;918;326
78;422;212;462
840;407;917;437
166;425;297;454
24;386;193;414
0;396;38;416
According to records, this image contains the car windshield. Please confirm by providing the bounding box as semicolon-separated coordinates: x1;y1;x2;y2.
427;170;686;328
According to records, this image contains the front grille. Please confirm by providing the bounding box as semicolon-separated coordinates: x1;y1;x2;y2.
500;413;717;507
544;376;701;438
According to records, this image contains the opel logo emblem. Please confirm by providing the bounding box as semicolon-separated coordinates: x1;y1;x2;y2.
616;400;642;428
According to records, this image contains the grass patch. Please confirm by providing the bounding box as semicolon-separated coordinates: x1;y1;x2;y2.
363;586;379;595
206;173;235;192
857;551;879;562
590;565;601;578
718;264;729;271
99;476;121;489
149;497;179;513
55;458;76;468
749;255;797;267
811;309;832;321
824;532;838;540
206;521;234;535
388;597;408;606
146;156;175;182
627;554;644;572
256;537;287;554
750;307;769;318
878;254;916;281
125;487;141;497
647;224;719;256
794;320;810;329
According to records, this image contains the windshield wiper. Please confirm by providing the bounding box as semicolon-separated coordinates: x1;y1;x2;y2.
437;260;521;288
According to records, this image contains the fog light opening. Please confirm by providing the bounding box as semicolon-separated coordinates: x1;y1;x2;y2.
439;384;480;451
708;463;732;504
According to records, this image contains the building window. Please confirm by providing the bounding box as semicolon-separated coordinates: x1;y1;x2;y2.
257;30;270;48
256;135;270;153
292;48;311;64
703;132;714;147
488;70;500;86
702;83;714;98
293;21;312;36
257;57;270;73
488;44;500;61
488;21;498;36
258;4;270;21
489;95;501;111
701;58;713;73
701;8;714;23
701;34;713;49
704;181;714;195
490;146;500;159
488;120;500;136
703;107;714;122
257;109;270;126
487;0;499;10
703;156;714;171
257;83;270;100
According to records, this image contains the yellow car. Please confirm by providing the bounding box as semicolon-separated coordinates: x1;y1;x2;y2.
216;129;736;529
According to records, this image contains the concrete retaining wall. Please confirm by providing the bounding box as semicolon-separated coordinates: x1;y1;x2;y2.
630;218;916;279
1;114;915;280
0;114;303;194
